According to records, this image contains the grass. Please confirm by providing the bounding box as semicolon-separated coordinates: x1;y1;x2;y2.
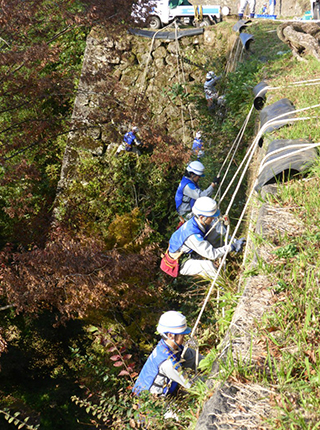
104;18;320;429
254;160;320;428
184;18;320;430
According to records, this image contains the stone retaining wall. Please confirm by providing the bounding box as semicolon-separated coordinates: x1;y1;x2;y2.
54;24;236;201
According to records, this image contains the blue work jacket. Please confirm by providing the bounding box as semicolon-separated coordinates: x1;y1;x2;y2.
169;217;204;254
175;177;200;212
132;339;182;396
123;131;136;151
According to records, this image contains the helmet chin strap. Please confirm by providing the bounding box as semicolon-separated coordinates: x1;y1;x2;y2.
196;215;209;226
163;333;183;350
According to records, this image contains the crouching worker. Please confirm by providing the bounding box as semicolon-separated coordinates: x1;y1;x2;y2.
161;197;245;279
192;131;205;159
132;311;203;397
175;161;219;222
116;125;141;156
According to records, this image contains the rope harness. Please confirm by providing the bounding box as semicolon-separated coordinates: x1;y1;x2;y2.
193;5;203;22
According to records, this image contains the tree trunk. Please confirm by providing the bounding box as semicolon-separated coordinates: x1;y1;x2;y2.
277;22;320;61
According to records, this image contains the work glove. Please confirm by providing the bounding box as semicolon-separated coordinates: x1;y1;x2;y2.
230;238;246;253
213;176;220;185
222;214;230;225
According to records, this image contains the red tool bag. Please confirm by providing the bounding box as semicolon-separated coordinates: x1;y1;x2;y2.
160;251;180;278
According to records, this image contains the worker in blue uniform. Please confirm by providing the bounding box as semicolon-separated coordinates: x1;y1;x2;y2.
116;126;141;155
132;311;202;396
175;160;219;221
162;197;245;278
192;131;204;158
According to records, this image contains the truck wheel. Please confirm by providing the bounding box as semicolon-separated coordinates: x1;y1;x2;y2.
202;17;212;26
148;16;162;29
314;2;320;19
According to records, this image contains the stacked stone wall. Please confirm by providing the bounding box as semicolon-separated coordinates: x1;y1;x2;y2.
54;24;236;207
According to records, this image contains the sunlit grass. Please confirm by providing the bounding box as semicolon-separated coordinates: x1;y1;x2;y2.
187;19;320;430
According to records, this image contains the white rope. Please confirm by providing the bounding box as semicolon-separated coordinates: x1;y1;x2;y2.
254;78;320;100
185;116;320;345
173;22;196;136
224;116;310;216
214;77;320;201
141;22;175;86
174;22;186;144
219;117;295;210
225;37;241;75
182;66;320;357
181;177;258;357
239;43;245;63
214;105;254;202
188;178;257;341
258;142;320;175
134;22;175;122
259;143;314;167
220;103;320;214
203;217;221;239
214;82;320;202
218;106;254;178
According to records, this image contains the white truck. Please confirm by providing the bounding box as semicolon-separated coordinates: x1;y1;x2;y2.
133;0;228;29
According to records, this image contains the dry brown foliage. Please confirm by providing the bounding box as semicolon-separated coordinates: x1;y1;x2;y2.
0;226;160;321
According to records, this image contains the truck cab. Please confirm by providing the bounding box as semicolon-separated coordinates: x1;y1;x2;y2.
145;0;222;29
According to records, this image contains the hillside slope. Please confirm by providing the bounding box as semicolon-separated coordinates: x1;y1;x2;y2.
194;19;320;430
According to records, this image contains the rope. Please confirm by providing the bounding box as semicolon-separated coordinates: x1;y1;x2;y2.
182;111;320;356
194;5;203;22
133;22;175;123
181;61;320;364
219;103;320;214
258;142;320;175
254;78;320;101
225;37;241;75
173;21;196;140
177;39;196;135
174;22;186;143
223;116;309;215
214;105;254;202
214;79;320;202
203;217;221;239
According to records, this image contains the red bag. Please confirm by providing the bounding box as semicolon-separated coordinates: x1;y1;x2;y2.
160;252;179;278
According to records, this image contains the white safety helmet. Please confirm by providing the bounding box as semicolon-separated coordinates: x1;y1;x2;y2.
186;160;205;177
206;71;216;80
192;196;219;217
195;131;202;139
157;311;191;336
132;126;138;132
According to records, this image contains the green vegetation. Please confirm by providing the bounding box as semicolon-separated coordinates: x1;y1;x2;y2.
258;160;320;429
186;20;320;430
0;9;320;430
